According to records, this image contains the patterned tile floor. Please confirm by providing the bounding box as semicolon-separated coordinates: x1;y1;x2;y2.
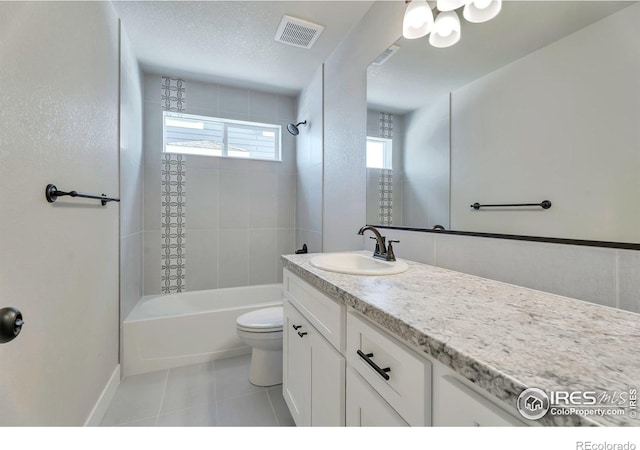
101;354;294;426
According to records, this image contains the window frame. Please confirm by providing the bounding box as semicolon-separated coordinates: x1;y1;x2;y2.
162;111;282;162
366;136;393;170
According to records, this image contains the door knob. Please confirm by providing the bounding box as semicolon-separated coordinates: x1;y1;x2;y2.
0;307;24;344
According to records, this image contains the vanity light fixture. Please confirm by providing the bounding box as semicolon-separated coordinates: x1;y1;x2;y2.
403;0;501;48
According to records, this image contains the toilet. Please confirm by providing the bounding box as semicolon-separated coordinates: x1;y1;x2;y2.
236;306;284;387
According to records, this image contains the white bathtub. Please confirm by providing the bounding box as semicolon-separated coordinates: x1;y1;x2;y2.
122;284;284;376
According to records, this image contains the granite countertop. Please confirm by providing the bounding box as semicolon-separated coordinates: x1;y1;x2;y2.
282;252;640;427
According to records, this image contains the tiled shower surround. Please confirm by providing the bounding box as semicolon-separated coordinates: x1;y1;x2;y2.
143;74;297;295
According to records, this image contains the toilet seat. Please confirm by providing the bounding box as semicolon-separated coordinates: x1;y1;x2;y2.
236;306;283;333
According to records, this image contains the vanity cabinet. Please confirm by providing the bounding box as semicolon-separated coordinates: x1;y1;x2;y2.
282;270;345;426
346;368;408;426
346;311;431;426
283;267;527;427
432;366;526;427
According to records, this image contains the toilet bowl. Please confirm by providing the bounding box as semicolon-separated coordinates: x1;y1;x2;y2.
236;306;283;387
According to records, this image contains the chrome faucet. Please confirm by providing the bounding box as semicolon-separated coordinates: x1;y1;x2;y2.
357;226;398;262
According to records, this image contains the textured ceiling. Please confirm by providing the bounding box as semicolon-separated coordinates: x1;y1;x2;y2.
114;1;373;95
368;1;637;114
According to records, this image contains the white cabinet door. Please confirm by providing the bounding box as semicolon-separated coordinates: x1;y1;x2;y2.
284;299;346;426
433;374;525;427
283;301;311;426
346;368;408;427
310;327;345;426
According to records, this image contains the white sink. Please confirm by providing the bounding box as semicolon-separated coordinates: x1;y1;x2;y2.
309;253;409;276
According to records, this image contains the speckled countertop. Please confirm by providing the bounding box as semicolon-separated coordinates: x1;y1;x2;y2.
282;252;640;427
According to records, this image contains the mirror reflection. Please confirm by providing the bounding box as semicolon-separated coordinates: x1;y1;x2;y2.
366;1;639;243
366;62;450;230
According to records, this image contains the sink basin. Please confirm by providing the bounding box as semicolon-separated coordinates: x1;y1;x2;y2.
309;253;409;276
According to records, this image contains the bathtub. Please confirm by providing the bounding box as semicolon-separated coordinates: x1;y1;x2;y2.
122;284;283;376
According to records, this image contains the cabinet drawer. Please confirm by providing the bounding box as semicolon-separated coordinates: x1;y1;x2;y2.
434;374;525;426
283;269;344;350
346;312;431;426
346;368;408;427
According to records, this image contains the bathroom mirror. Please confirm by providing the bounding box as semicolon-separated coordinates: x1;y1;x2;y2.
366;1;640;245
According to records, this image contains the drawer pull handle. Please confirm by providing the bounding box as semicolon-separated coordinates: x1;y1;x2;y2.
292;324;302;330
297;331;308;338
357;350;391;381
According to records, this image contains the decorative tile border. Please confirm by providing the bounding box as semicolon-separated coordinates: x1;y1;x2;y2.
378;169;393;226
161;77;185;112
378;112;393;225
379;112;393;139
161;77;186;293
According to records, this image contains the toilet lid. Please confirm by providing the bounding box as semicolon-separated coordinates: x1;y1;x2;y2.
236;306;283;332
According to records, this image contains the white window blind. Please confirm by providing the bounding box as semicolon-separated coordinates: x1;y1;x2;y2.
163;111;281;161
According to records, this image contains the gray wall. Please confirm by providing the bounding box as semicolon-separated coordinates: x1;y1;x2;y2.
296;66;324;254
450;3;640;242
143;75;297;294
402;95;450;229
119;26;144;323
323;1;406;251
0;2;119;424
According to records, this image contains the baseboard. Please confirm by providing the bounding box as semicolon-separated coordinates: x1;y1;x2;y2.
84;364;121;426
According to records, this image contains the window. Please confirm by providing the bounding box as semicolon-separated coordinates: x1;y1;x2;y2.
366;137;392;169
163;111;281;161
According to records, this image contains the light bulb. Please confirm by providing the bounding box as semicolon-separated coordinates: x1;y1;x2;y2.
430;11;461;48
473;0;492;10
408;9;425;28
434;12;457;37
436;0;465;12
463;0;501;23
403;0;434;39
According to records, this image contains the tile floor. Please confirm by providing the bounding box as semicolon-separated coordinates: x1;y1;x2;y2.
101;354;295;426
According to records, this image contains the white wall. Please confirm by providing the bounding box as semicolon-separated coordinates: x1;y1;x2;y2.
119;26;144;322
0;2;120;425
143;75;297;294
323;1;405;251
296;66;324;254
450;3;640;242
402;95;450;229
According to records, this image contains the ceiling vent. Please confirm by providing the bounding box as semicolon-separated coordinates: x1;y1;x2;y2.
274;15;324;49
372;45;400;66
